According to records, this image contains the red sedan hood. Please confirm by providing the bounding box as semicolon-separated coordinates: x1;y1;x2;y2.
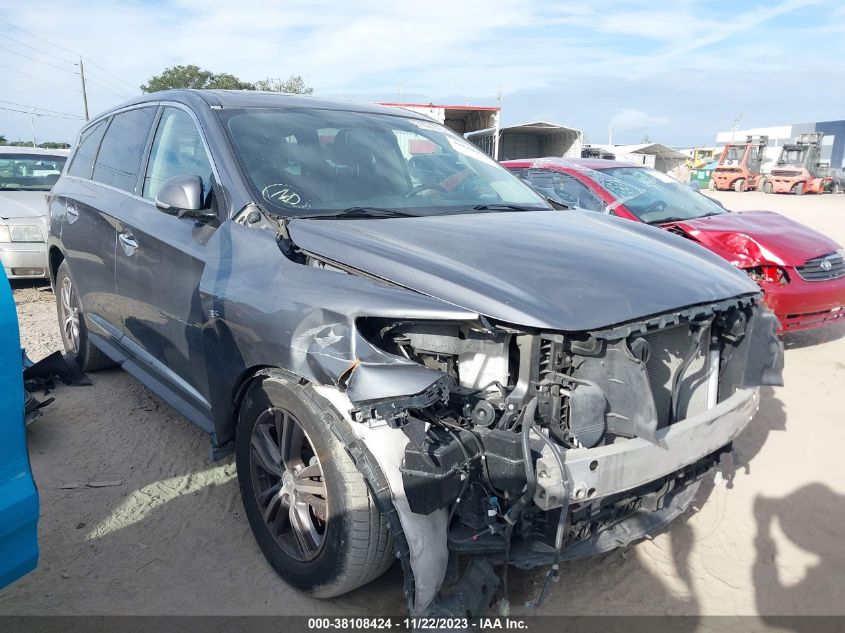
666;211;840;268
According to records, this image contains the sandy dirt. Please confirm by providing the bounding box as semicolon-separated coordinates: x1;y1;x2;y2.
1;191;844;617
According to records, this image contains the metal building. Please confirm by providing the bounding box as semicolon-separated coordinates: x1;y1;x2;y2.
715;120;845;173
466;121;583;160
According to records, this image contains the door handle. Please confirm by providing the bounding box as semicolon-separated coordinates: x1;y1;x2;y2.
119;232;139;256
66;204;79;224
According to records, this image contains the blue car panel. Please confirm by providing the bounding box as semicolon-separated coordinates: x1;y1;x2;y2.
0;268;39;589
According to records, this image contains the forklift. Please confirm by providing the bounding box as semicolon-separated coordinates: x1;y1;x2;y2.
685;148;716;169
710;135;768;192
766;133;826;195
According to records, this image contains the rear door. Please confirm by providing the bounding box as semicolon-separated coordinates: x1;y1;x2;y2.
54;119;117;331
112;105;218;429
57;107;158;342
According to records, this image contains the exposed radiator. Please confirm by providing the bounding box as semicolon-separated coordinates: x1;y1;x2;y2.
640;324;711;427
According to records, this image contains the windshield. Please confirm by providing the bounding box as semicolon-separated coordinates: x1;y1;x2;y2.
219;108;549;217
0;153;67;191
595;166;727;224
721;145;746;165
777;146;807;166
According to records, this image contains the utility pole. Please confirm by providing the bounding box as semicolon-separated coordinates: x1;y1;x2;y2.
29;112;37;147
493;86;502;161
79;56;89;121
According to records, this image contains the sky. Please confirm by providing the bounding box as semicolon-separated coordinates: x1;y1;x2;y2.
1;0;843;148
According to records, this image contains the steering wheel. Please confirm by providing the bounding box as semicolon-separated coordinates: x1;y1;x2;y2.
406;183;448;197
644;199;667;214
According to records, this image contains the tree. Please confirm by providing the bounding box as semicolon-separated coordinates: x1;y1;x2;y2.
0;135;6;146
141;64;256;93
253;75;314;94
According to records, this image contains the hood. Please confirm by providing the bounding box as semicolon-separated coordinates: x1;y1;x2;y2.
666;210;840;268
0;191;49;220
288;210;759;332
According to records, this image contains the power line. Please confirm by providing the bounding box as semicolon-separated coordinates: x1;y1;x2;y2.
0;18;137;93
0;98;83;118
82;67;136;96
0;44;80;74
83;58;138;92
0;104;84;120
0;17;80;57
0;31;77;65
84;75;134;99
0;62;81;92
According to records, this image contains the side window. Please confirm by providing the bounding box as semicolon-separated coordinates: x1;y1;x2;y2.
92;107;156;192
143;107;213;203
526;170;604;212
67;119;108;179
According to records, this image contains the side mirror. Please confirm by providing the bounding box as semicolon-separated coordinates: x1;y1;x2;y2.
155;175;215;220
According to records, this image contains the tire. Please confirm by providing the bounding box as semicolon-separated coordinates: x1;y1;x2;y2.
54;260;114;372
795;182;805;196
763;181;773;194
236;373;394;597
756;178;768;192
733;179;746;192
834;183;842;195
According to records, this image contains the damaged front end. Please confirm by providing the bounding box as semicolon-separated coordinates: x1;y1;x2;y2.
318;295;783;616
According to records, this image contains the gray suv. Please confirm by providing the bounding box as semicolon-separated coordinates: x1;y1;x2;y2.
47;90;782;616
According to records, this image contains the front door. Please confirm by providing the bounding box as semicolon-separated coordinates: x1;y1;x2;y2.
112;106;218;429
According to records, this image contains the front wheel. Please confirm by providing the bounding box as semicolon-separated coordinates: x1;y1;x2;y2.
734;179;746;192
795;182;805;196
54;260;114;372
236;373;394;597
763;181;773;194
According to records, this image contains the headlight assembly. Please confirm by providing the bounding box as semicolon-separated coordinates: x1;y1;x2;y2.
0;224;44;243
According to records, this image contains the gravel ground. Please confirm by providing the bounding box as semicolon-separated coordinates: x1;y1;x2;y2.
1;191;844;617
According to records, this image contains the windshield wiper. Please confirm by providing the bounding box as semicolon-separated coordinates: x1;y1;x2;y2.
646;216;689;225
471;204;540;212
304;207;416;220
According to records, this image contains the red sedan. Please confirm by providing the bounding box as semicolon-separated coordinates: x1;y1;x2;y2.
502;157;845;332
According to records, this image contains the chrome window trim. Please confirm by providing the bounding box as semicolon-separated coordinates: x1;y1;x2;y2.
63;99;221;207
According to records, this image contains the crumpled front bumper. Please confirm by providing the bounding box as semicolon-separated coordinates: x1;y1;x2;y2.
535;387;760;507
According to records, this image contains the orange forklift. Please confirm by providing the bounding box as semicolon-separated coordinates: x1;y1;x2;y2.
710;135;768;192
766;133;825;195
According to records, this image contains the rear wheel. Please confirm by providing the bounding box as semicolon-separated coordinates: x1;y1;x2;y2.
795;182;805;196
54;260;114;372
756;178;768;192
834;182;842;195
763;181;773;194
708;178;716;191
734;179;746;192
236;374;394;597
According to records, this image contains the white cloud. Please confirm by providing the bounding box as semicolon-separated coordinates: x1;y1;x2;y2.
608;109;670;133
0;0;841;143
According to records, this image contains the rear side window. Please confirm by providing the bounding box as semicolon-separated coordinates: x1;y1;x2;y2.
67;119;108;178
92;107;156;193
143;107;213;202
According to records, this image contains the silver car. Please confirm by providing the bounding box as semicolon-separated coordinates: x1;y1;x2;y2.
0;146;69;279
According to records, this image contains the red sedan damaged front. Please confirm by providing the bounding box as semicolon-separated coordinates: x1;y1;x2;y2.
503;158;845;332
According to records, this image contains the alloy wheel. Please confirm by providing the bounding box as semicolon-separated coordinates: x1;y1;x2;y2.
249;407;328;561
60;276;80;354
